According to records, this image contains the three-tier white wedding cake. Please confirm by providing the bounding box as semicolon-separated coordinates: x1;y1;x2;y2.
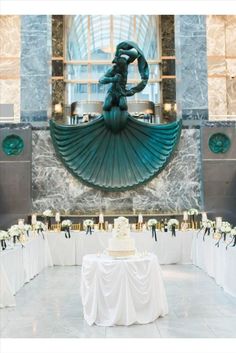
108;216;135;257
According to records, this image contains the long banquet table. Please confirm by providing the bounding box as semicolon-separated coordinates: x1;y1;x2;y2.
46;230;195;266
191;232;236;297
0;235;53;308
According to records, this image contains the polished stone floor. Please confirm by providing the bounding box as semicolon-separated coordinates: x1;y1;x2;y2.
1;264;236;338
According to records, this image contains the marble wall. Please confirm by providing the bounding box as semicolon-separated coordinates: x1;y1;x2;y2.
175;15;208;121
161;15;176;121
32;128;203;214
207;15;236;119
0;16;21;122
21;16;51;122
52;15;64;110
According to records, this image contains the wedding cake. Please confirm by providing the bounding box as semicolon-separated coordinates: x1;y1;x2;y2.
108;217;135;257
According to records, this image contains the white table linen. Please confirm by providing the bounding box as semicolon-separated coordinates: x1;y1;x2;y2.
47;230;195;266
0;235;53;308
191;232;236;297
81;253;168;326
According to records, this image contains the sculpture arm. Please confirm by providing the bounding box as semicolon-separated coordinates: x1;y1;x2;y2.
99;68;120;85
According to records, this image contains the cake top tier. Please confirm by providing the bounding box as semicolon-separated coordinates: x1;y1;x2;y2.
113;216;130;238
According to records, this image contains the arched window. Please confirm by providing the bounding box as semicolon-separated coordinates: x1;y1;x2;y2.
65;15;160;104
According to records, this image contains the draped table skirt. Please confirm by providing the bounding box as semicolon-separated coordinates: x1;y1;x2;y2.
191;233;236;297
47;230;195;266
0;236;53;308
81;253;168;326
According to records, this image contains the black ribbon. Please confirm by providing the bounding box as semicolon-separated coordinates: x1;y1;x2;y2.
64;227;71;239
171;225;176;237
151;225;157;242
37;228;45;239
86;225;92;235
1;239;7;250
215;234;223;247
203;227;210;241
226;235;236;250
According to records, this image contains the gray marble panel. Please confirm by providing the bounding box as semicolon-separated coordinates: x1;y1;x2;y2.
32;129;203;214
178;15;206;35
175;15;208;120
21;15;48;32
21;76;50;111
21;33;49;76
20;15;51;123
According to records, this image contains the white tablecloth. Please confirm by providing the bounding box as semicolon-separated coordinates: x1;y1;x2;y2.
0;235;53;308
191;233;236;297
47;230;195;266
81;253;168;326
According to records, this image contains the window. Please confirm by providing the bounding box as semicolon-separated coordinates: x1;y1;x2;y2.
65;15;160;104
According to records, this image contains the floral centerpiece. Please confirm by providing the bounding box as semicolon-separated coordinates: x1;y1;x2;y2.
202;220;214;240
61;220;72;238
35;221;46;238
43;209;53;230
167;219;179;237
215;221;231;247
220;221;231;241
83;219;94;235
8;225;22;244
0;230;9;250
147;219;158;241
24;224;32;237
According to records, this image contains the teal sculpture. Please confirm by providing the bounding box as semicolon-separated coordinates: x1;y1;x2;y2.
50;41;182;191
2;134;24;156
208;133;231;154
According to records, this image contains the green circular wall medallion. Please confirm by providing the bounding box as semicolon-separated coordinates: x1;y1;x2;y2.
2;134;24;156
208;133;231;154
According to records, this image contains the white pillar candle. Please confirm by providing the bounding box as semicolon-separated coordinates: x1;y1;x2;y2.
55;212;61;223
215;217;222;229
99;213;104;224
31;214;37;225
183;211;188;221
201;212;207;222
18;219;24;228
138;213;143;223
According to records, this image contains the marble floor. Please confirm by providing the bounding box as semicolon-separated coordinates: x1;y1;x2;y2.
1;264;236;338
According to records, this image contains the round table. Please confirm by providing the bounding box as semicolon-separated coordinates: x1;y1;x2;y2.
81;253;168;326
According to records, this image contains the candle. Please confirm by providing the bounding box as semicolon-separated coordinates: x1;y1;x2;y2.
31;214;37;225
138;213;143;223
54;102;62;114
99;213;104;224
215;217;222;229
55;212;61;223
183;211;188;221
18;219;24;228
201;212;207;222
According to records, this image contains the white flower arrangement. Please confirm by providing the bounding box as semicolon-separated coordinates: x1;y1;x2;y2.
230;227;236;236
167;219;179;228
43;209;53;217
202;220;214;228
147;219;157;228
83;219;94;227
8;225;22;237
61;220;72;228
24;224;32;232
0;230;9;240
187;208;199;215
35;221;46;231
220;221;231;233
